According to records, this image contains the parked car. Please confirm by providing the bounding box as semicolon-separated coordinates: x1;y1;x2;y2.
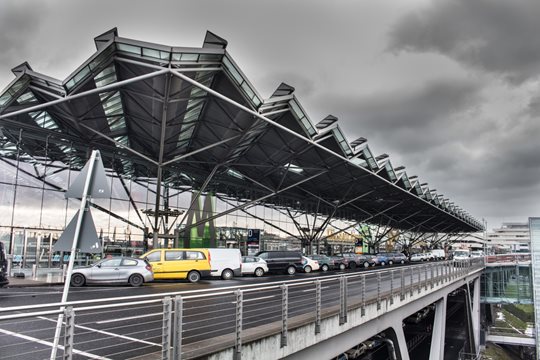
379;252;408;265
430;249;446;260
255;250;303;275
0;242;8;288
372;253;389;266
327;255;348;270
241;256;268;277
141;248;211;283
453;249;470;260
308;254;335;271
70;257;153;287
339;253;375;269
409;253;425;262
206;248;242;280
302;256;320;273
470;250;484;258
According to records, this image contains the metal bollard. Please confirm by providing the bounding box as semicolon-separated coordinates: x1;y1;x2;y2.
280;284;288;348
389;270;394;305
377;273;381;310
63;306;75;360
315;280;321;334
173;296;183;360
400;268;405;301
234;290;243;360
361;274;366;316
162;297;173;360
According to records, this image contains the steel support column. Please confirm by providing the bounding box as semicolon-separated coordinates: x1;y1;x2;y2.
428;296;447;360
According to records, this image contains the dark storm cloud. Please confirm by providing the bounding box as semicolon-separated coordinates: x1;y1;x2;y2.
387;0;540;84
327;78;484;154
0;2;48;69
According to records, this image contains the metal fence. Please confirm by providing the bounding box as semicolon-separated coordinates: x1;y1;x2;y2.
0;259;484;360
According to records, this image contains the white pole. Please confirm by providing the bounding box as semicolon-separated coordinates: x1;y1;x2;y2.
50;150;98;359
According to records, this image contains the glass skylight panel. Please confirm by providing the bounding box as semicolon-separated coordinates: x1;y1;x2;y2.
95;65;116;88
222;55;262;108
0;77;29;108
117;43;141;55
16;91;38;104
114;135;129;147
385;163;397;181
334;128;353;156
30;111;59;130
177;72;214;148
142;47;170;60
362;148;378;170
401;173;411;189
227;168;244;179
288;99;316;137
284;163;303;174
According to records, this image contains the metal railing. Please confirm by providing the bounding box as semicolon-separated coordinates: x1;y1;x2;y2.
0;259;484;360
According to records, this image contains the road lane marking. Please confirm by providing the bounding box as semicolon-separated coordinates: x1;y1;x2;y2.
0;327;111;359
39;316;161;347
96;312;162;324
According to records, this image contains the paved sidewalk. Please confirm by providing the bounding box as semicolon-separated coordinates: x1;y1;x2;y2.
4;275;64;288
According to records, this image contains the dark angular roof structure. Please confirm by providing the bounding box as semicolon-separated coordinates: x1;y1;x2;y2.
0;28;483;233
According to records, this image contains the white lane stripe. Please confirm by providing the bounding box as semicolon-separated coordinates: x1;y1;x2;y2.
230;295;275;304
0;327;111;360
39;316;161;347
96;312;162;324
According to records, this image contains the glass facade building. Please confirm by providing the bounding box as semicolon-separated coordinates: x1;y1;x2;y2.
528;217;540;356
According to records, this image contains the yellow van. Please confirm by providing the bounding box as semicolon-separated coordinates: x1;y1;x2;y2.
140;248;211;283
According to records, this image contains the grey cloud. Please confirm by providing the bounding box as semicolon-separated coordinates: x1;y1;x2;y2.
0;2;48;68
387;0;540;84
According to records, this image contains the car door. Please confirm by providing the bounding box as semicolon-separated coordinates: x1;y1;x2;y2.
162;250;186;279
242;256;255;274
116;258;138;283
145;250;164;279
91;258;122;283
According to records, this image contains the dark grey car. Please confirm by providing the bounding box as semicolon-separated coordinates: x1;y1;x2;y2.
71;257;154;287
339;253;376;269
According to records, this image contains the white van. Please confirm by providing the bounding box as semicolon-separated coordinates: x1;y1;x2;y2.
430;249;445;260
208;248;242;280
453;249;470;260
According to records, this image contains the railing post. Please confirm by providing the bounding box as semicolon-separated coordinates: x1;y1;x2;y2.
430;263;434;289
361;274;366;316
417;266;422;294
400;268;405;301
234;289;243;360
410;266;414;296
63;306;75;360
377;272;381;309
173;296;183;360
162;296;172;360
424;265;429;290
340;276;348;324
389;270;394;305
281;284;288;347
315;280;321;334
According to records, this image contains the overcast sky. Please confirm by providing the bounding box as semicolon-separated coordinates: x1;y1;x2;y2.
1;0;539;231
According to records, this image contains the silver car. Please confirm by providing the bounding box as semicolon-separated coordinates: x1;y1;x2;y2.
71;257;153;287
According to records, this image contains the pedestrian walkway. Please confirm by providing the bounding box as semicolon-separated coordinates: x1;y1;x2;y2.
4;269;64;288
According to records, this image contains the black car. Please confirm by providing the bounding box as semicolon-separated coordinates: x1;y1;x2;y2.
0;242;9;287
339;253;376;269
255;250;303;275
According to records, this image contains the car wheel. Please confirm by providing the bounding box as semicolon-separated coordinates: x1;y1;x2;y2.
363;261;370;268
286;266;296;275
380;261;386;266
221;269;234;280
187;271;201;283
71;273;85;287
339;263;346;270
254;267;265;277
304;265;312;273
400;260;405;264
389;260;394;265
321;264;329;272
129;274;144;287
349;262;357;270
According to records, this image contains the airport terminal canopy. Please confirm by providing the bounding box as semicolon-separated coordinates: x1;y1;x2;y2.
0;28;483;234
